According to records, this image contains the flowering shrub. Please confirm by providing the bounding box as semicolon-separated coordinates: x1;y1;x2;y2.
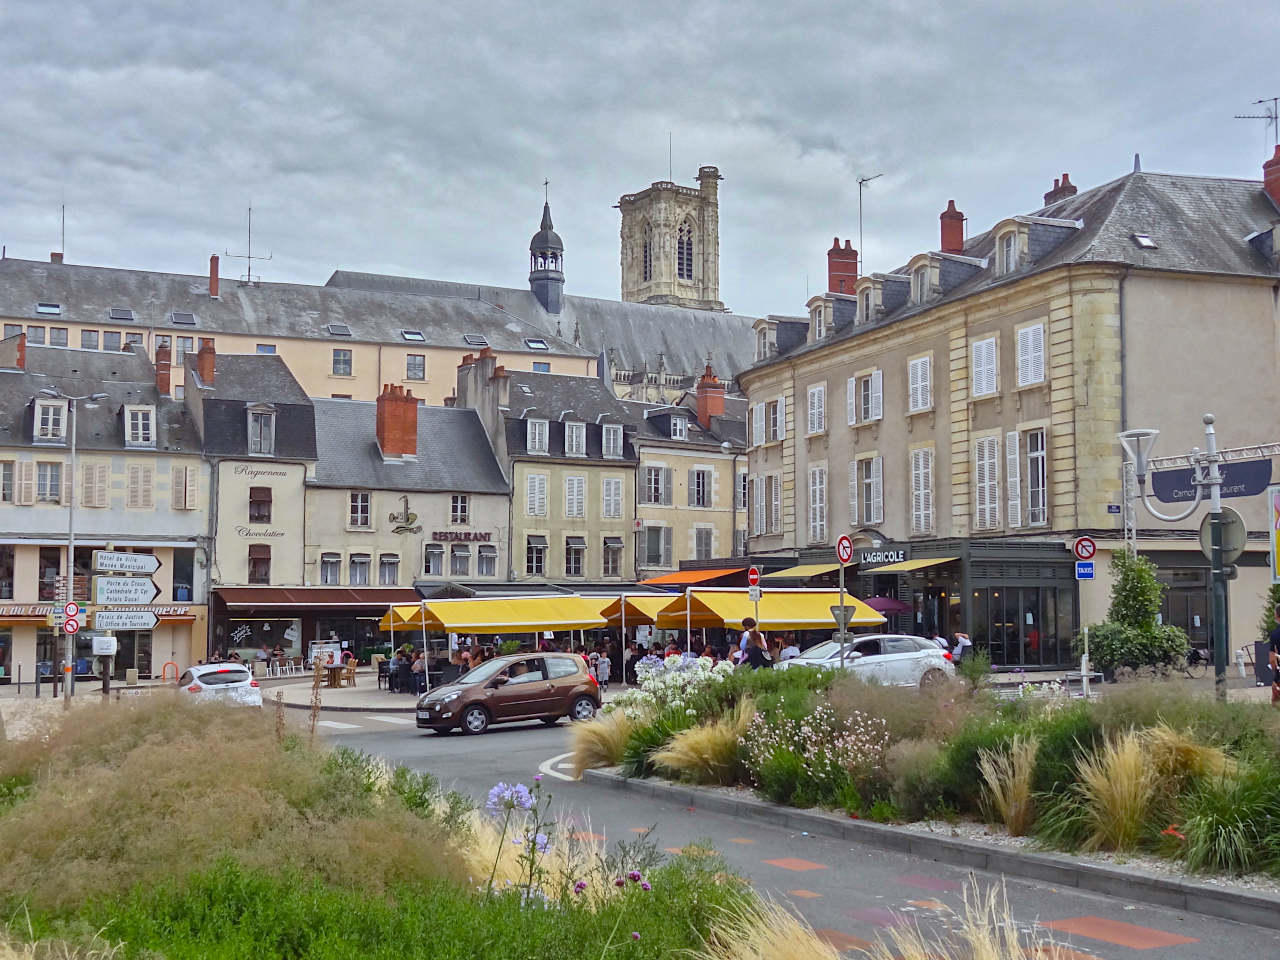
742;702;889;808
607;655;735;722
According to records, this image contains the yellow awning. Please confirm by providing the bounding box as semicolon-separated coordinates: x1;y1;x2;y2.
761;562;847;580
599;595;674;627
377;596;607;634
865;556;959;574
654;589;886;631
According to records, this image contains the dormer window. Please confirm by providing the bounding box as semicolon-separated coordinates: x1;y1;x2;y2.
565;421;586;456
125;405;155;447
603;423;623;459
35;399;67;441
997;231;1019;275
811;306;826;341
671;417;688;441
912;265;930;304
527;418;548;454
248;406;276;456
756;327;769;360
36;302;61;316
860;289;873;324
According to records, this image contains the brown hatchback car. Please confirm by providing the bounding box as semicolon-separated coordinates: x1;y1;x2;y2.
416;653;601;735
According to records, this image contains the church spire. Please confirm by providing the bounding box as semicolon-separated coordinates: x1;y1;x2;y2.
529;196;565;315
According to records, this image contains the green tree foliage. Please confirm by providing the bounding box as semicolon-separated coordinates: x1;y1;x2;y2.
1107;550;1165;633
1258;582;1280;644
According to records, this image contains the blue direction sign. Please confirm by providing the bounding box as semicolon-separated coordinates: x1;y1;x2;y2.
1151;459;1272;504
1075;561;1095;580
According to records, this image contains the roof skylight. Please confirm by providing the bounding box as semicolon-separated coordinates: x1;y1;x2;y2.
110;307;134;322
1131;234;1158;250
463;334;489;347
35;302;61;315
327;323;353;337
525;338;550;351
401;329;425;342
171;312;196;325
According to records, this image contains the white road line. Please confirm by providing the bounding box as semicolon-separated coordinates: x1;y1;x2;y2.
315;720;361;729
367;716;415;725
539;751;577;782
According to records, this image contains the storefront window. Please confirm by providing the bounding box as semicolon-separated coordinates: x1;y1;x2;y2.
36;627;57;673
0;628;11;681
173;548;195;602
0;545;13;599
970;588;991;662
1022;587;1041;666
39;546;61;601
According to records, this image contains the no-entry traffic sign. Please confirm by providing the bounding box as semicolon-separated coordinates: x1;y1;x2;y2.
63;617;80;635
1072;537;1097;562
747;566;760;587
836;535;854;565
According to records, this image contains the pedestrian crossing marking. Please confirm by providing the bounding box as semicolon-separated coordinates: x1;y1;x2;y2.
367;716;415;725
315;720;361;729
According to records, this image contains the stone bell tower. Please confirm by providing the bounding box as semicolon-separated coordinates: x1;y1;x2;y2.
617;165;725;312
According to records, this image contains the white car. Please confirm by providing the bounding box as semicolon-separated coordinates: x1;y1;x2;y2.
776;634;955;688
179;664;263;707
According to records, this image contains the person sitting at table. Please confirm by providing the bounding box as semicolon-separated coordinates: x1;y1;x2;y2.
255;644;271;662
395;655;415;695
411;651;426;693
271;643;285;659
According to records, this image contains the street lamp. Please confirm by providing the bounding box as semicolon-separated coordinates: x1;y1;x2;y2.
720;441;742;556
38;387;109;704
1118;414;1228;699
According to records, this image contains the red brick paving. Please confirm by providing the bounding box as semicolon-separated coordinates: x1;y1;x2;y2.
1042;916;1198;950
762;856;829;872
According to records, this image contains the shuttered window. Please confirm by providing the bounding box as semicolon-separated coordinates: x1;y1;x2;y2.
82;463;110;508
1027;429;1048;526
1016;323;1045;387
564;476;585;518
859;457;883;525
911;448;934;534
751;475;765;534
526;474;548;517
1006;431;1022;528
974;435;1001;530
602;477;622;518
126;464;153;509
752;403;766;447
15;461;36;505
908;356;931;412
768;475;781;534
688;468;710;507
848;460;858;527
846;377;858;425
171;465;198;510
806;383;825;434
971;337;998;397
807;466;827;544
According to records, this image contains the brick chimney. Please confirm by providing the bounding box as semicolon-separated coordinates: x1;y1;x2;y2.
694;363;726;429
827;239;859;293
195;338;216;385
939;200;965;254
155;344;172;396
209;254;220;299
1043;173;1077;206
1264;145;1280;208
0;332;26;370
50;252;63;264
376;384;419;458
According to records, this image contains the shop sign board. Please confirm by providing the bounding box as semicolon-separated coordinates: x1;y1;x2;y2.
1151;459;1272;504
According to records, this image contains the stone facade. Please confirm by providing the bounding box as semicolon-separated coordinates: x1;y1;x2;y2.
619;166;725;311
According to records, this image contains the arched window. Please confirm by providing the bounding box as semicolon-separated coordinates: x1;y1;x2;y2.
677;220;694;280
642;224;653;282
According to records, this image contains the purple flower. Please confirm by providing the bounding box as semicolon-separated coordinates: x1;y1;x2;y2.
485;782;535;816
631;932;641;941
640;881;651;891
628;870;642;883
614;877;626;887
534;774;542;781
573;880;587;894
534;832;550;854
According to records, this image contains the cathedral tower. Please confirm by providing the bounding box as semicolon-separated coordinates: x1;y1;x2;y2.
618;165;725;312
529;201;564;314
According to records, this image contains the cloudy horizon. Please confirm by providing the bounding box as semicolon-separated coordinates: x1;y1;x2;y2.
1;0;1276;320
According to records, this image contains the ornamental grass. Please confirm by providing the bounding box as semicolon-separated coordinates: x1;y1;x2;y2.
567;708;636;777
1072;729;1158;851
652;697;754;785
977;734;1040;836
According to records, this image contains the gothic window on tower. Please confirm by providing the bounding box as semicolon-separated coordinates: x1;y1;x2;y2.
677;220;694;280
642;224;653;282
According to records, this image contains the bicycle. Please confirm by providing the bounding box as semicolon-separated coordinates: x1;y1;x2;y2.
1181;647;1209;679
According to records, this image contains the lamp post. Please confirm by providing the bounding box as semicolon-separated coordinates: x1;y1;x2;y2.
1118;414;1228;700
38;388;109;704
721;441;742;557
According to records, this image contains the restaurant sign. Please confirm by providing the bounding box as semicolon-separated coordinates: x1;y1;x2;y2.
431;530;494;542
856;546;910;566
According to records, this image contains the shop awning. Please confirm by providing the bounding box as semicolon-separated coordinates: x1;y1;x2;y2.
654;589;886;631
761;562;849;580
864;557;959;573
377;595;607;634
216;587;421;609
638;567;745;587
598;595;675;627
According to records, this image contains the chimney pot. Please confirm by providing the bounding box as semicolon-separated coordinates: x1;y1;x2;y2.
50;252;63;264
196;339;216;386
155;344;172;395
209;254;220;298
694;363;726;429
939;200;965;254
1043;172;1078;206
376;382;419;457
826;237;859;294
1263;145;1280;208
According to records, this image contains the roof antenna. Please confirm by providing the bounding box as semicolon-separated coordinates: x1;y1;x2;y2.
1234;97;1279;150
1133;153;1142;172
225;206;273;286
857;173;883;268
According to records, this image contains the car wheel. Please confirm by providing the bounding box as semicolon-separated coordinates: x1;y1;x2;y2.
919;667;947;689
541;716;562;726
461;705;490;735
570;696;597;722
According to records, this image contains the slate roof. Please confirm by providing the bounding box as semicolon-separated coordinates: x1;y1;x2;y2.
186;353;312;404
0;344;200;453
0;259;589;357
309;399;508;494
761;170;1280;367
326;271;759;378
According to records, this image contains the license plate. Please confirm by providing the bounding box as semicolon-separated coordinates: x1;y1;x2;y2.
417;711;430;720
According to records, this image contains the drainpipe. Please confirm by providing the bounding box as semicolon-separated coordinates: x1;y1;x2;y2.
1118;268;1130;432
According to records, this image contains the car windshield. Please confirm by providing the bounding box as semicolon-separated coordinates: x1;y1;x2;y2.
454;658;510;686
796;640;844;660
198;669;251;686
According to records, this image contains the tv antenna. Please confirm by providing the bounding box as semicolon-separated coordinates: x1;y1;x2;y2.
225;207;272;285
857;173;883;265
1234;97;1279;149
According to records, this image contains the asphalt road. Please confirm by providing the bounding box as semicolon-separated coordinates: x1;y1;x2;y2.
324;716;1278;959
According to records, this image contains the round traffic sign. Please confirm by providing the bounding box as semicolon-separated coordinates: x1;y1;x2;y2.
64;617;80;635
1072;537;1097;561
747;566;761;587
1199;506;1247;565
836;535;854;565
63;600;79;618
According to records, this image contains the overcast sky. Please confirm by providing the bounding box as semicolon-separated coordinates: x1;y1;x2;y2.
1;1;1277;320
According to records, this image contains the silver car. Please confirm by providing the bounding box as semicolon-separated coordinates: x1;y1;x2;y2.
179;664;264;707
776;634;955;688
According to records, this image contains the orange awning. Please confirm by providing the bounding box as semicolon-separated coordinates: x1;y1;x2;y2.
637;567;745;587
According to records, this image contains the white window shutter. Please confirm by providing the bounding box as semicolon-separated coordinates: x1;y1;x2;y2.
16;461;35;506
1006;431;1022;528
663;468;673;506
62;468;72;506
919;356;931;409
870;369;883;420
1028;324;1045;384
847;377;857;425
910;450;923;533
126;465;139;509
921;449;934;533
777;397;786;440
848;461;858;527
907;361;920;412
870;456;883;523
564;477;572;517
769;476;781;533
185;466;198;510
662;528;672;567
85;464;98;508
139;465;153;509
752;403;765;446
170;466;184;510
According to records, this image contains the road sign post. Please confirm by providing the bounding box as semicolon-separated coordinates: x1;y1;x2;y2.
92;550;161;575
836;535;854;669
92;576;161;605
747;566;761;632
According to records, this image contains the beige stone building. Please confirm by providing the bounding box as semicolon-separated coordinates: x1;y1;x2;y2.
741;154;1280;667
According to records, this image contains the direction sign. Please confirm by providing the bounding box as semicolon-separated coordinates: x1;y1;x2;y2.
63;617;80;634
63;601;80;618
747;585;762;603
1075;561;1095;581
92;610;159;631
1072;537;1097;561
830;605;852;629
92;575;161;605
93;550;161;575
747;566;761;587
836;535;855;565
1199;506;1247;565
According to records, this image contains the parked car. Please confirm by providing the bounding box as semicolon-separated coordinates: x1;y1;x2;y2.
775;634;954;688
416;653;600;735
179;664;263;707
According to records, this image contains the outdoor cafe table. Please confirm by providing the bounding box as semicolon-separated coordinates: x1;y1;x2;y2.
323;665;345;688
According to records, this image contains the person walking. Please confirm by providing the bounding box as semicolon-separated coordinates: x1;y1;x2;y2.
742;626;773;670
951;632;972;661
1268;604;1280;705
595;648;612;693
